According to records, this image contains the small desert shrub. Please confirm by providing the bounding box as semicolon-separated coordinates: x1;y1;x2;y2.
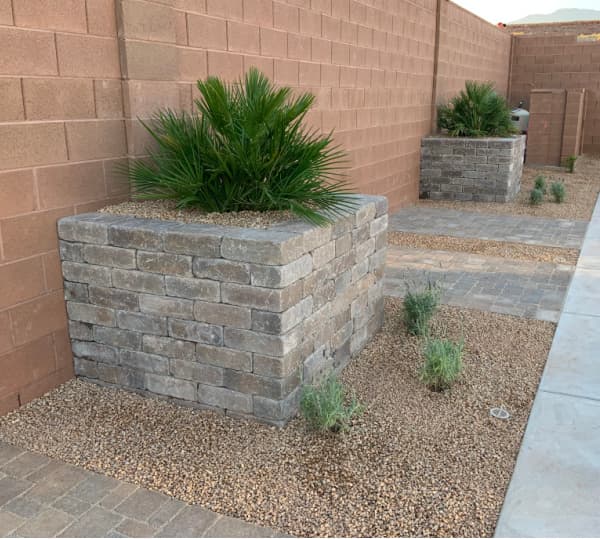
564;155;577;173
437;81;518;137
403;282;441;336
529;188;544;206
300;376;363;432
125;68;354;225
420;338;464;392
551;181;566;203
534;174;547;194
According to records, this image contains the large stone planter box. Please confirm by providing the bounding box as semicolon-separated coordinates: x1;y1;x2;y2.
420;135;526;202
57;196;387;425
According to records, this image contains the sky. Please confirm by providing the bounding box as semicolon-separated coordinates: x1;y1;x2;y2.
451;0;600;24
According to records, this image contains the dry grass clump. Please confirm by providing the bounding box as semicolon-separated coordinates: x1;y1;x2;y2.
100;200;295;229
0;299;555;537
421;154;600;220
389;231;580;265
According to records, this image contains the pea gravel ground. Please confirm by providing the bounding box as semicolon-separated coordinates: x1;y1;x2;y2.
389;231;580;265
100;200;295;228
0;299;555;537
421;155;600;220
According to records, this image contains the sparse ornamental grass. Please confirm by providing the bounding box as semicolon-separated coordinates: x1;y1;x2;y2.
125;68;355;225
551;181;566;203
534;174;547;194
529;188;544;206
420;338;464;392
437;81;518;138
403;282;441;336
300;375;363;433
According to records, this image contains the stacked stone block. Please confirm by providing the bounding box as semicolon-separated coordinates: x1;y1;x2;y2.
420;135;526;202
58;196;387;425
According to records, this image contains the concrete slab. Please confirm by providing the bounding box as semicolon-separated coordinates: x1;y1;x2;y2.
495;392;600;538
578;237;600;270
541;313;600;400
562;268;600;317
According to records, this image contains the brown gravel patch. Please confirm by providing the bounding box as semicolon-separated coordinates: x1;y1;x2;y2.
421;154;600;220
389;231;580;265
0;300;555;537
100;200;295;228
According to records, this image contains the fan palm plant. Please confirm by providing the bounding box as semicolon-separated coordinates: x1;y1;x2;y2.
125;68;355;225
437;81;518;137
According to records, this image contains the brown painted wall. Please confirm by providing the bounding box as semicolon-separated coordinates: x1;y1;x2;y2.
435;1;512;104
0;0;128;414
508;21;600;153
0;0;512;415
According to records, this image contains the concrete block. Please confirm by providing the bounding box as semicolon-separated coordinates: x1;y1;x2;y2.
67;302;115;326
83;245;136;269
193;301;251;329
139;294;194;319
117;311;167;336
168;318;223;346
112;269;165;295
193;344;252;372
165;276;220;302
197;384;253;414
137;251;192;276
142;335;195;360
169;358;223;386
62;262;112;287
89;286;139;311
145;374;196;401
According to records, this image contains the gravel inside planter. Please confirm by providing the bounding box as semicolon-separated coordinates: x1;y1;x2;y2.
0;298;556;537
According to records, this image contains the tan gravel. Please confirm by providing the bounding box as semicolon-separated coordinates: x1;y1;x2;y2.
421;154;600;220
0;299;555;537
100;200;295;228
389;231;580;265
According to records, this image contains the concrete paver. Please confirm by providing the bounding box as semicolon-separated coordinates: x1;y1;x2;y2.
0;440;283;538
385;246;573;321
390;206;588;248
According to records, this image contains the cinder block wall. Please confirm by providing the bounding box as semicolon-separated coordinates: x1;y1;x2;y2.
0;0;129;414
435;1;511;104
1;0;513;415
508;21;600;154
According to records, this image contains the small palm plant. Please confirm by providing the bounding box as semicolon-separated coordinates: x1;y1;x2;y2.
438;81;518;137
125;68;355;225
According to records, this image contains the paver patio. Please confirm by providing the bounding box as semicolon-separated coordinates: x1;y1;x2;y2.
390;207;588;248
0;442;280;538
385;246;573;321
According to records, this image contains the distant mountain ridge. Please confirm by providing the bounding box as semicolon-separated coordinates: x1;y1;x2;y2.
510;8;600;24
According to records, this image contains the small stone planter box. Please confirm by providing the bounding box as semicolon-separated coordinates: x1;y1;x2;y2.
57;196;387;426
420;135;526;202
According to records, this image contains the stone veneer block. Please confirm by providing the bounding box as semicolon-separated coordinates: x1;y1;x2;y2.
420;135;526;202
58;195;388;426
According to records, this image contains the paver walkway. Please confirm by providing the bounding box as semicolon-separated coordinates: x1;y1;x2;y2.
0;441;280;538
385;246;573;321
390;207;588;248
495;197;600;537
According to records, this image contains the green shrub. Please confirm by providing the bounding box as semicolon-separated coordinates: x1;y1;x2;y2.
300;376;363;432
420;338;464;392
437;81;518;137
551;181;566;203
124;68;355;226
529;188;544;205
564;155;577;173
403;282;441;336
534;174;547;194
